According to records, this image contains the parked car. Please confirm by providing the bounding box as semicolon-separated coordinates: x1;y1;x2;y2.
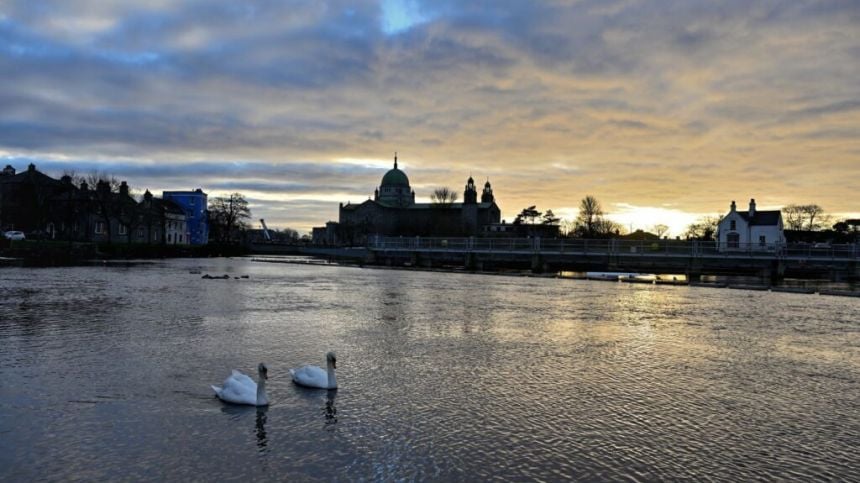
3;231;25;240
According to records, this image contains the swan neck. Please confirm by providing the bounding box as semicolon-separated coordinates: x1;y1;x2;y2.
256;376;268;406
327;362;337;389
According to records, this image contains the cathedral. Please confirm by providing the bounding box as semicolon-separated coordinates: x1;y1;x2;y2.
315;155;501;245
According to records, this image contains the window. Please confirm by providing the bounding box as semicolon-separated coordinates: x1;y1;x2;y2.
730;220;736;230
95;221;106;234
759;235;766;247
138;227;144;238
168;234;172;243
118;224;128;235
727;232;740;248
153;230;159;241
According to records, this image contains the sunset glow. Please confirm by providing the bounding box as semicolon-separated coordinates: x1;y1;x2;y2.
1;1;858;233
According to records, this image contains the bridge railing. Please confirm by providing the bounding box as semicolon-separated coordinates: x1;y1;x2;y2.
368;236;859;259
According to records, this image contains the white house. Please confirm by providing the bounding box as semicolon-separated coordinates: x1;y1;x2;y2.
717;199;785;251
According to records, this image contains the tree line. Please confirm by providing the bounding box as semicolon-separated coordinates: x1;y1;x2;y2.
509;195;857;241
62;170;306;245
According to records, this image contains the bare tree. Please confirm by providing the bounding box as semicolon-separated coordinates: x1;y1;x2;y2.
652;224;669;238
560;219;577;237
430;187;458;206
782;204;829;231
685;215;720;240
209;193;252;243
782;204;805;230
86;170;122;192
574;195;603;237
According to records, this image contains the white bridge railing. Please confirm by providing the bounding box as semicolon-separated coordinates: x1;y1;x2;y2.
367;236;860;260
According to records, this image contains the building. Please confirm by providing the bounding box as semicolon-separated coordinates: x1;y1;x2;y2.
0;163;197;246
137;191;190;245
717;199;785;250
163;189;209;245
0;163;64;233
323;155;501;245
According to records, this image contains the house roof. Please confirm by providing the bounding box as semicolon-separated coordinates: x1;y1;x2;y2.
737;210;781;226
380;166;410;188
406;202;496;210
0;165;62;187
342;200;497;211
160;198;185;215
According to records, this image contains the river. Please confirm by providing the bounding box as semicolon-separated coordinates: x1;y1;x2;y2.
1;258;857;481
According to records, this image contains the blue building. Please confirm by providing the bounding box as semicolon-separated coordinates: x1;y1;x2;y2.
162;189;209;245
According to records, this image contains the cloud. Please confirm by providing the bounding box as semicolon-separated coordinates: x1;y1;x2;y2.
0;0;858;232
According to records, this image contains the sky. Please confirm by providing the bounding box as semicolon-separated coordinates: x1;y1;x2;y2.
1;0;858;236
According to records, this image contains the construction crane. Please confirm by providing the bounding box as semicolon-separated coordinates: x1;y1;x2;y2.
260;219;272;241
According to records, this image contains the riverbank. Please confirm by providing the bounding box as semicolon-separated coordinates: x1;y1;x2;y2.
251;255;860;297
0;239;250;266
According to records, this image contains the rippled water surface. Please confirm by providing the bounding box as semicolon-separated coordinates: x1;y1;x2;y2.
1;258;858;481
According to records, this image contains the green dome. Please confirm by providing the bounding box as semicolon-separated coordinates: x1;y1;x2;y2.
381;167;410;188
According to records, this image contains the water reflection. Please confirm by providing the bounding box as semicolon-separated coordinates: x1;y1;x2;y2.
323;390;337;427
219;405;270;452
2;259;858;481
255;407;268;451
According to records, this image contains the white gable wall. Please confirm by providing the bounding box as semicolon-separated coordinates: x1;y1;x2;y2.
716;200;785;251
717;211;749;246
749;221;784;248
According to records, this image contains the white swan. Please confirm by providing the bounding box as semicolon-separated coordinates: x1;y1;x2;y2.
211;363;269;406
290;352;338;389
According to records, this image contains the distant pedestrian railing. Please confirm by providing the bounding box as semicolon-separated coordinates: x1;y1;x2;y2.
367;236;860;260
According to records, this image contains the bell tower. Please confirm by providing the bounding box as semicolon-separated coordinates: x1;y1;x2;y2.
481;180;494;203
463;176;477;204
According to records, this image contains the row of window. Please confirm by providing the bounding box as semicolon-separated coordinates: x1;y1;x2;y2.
43;222;185;243
725;232;767;248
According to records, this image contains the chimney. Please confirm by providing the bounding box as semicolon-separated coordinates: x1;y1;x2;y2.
749;198;756;217
120;181;129;196
28;163;36;172
144;190;153;201
80;181;88;191
730;200;736;212
97;180;110;194
1;165;15;176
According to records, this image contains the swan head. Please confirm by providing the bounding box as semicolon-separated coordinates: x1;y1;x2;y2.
257;363;269;380
326;351;337;369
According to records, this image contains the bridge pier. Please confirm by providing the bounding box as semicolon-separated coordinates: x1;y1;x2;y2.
419;253;433;268
465;253;483;271
686;259;703;283
759;260;786;283
531;254;545;274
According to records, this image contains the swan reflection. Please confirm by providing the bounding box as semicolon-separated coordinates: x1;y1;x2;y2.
323;389;338;427
219;404;270;451
255;407;268;450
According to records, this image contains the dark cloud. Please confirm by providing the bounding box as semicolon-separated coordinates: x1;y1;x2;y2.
0;0;858;231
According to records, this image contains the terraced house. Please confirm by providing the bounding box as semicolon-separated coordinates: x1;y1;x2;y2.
0;163;207;245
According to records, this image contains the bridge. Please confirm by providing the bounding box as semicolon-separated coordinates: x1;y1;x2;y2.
366;237;860;281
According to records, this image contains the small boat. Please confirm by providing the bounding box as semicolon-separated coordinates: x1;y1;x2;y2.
585;271;623;281
620;273;657;284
